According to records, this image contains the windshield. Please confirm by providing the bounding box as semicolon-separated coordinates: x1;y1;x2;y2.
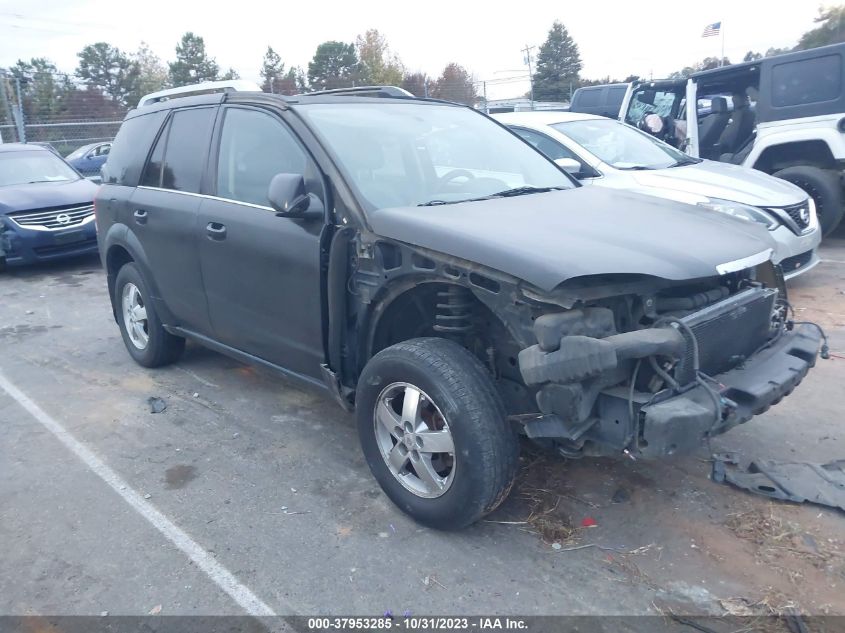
298;102;575;209
0;150;80;187
552;119;692;170
625;87;683;126
65;144;95;160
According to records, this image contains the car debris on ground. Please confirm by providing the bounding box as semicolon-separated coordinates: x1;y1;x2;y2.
712;453;845;512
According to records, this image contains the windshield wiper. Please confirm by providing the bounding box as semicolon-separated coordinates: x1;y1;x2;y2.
417;186;565;207
615;165;654;171
667;157;702;167
486;185;565;198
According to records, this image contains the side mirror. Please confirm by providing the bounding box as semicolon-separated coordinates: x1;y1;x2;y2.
555;157;582;175
268;173;311;217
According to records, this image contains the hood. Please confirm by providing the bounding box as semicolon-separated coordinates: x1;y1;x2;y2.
0;178;98;215
368;187;776;293
629;160;806;207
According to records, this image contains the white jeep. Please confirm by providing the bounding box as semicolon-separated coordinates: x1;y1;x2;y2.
621;43;845;235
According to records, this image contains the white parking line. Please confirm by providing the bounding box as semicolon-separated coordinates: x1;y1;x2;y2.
0;371;278;617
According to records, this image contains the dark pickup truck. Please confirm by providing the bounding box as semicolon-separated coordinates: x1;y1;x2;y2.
95;83;822;529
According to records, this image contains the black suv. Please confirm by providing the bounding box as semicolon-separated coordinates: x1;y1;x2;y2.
96;83;821;529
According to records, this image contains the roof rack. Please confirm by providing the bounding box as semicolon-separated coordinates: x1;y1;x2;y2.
138;80;261;107
299;85;413;98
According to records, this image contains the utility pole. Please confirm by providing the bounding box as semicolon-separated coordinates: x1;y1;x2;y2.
13;77;25;143
482;80;488;113
522;44;536;110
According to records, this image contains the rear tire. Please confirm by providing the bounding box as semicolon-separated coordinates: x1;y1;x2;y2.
114;262;185;368
774;166;844;236
356;337;519;530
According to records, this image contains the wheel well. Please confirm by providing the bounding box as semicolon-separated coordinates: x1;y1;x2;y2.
105;245;134;314
107;245;133;276
754;140;836;173
366;281;530;413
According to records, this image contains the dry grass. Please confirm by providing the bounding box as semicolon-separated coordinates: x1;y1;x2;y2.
512;451;578;545
725;505;833;568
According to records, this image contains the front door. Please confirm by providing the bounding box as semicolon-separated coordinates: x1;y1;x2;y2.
197;105;326;378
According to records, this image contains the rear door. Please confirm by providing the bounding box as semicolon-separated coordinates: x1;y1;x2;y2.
197;105;326;378
130;106;217;334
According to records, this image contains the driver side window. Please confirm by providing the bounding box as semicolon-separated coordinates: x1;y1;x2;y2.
215;107;307;207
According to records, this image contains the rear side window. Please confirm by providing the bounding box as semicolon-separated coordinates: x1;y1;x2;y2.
771;54;841;107
575;88;602;107
608;86;627;104
101;110;167;186
161;108;216;192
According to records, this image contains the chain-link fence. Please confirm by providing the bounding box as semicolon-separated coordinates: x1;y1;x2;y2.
0;68;127;164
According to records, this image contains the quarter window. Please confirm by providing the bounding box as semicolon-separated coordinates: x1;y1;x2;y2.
771;54;842;107
215;107;307;206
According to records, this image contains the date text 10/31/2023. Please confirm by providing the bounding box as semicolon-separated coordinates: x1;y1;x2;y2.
306;617;529;630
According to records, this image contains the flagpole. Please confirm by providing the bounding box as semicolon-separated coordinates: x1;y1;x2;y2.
720;23;725;66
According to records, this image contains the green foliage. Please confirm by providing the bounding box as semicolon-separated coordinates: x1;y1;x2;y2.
401;72;433;97
667;56;730;79
307;41;359;91
260;47;303;95
533;21;582;101
9;58;72;121
356;29;404;85
431;63;476;105
798;5;845;49
168;32;219;87
128;42;168;106
76;42;139;106
221;68;240;80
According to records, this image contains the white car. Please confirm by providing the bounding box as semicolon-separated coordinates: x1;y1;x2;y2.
494;111;821;279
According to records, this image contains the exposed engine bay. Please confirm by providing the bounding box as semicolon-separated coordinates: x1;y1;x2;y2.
514;262;823;458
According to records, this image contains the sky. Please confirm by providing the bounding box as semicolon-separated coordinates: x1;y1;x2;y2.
0;0;825;100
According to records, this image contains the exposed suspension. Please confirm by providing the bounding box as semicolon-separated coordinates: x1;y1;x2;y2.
434;285;474;337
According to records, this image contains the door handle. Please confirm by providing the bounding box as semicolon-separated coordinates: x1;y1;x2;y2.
133;209;148;224
206;222;227;240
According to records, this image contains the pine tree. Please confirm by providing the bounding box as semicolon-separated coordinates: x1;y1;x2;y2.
431;63;476;105
532;21;582;101
168;33;219;87
307;41;359;91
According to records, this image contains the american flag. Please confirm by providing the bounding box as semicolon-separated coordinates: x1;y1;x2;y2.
702;22;721;37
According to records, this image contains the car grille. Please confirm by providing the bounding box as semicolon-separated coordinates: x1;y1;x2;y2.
769;201;812;234
675;287;778;384
7;204;95;231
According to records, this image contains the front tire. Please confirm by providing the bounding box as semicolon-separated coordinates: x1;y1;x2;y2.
114;262;184;368
774;165;844;236
356;338;519;530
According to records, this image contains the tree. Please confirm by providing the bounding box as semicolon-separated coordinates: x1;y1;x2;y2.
401;71;433;97
9;58;72;121
356;29;403;85
431;63;476;105
260;47;302;94
798;5;845;50
743;50;763;62
667;56;731;79
128;42;168;106
307;41;359;90
168;33;219;86
220;68;240;80
532;21;582;101
76;42;139;105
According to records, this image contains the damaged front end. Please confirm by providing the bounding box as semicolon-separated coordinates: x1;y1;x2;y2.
515;262;822;458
